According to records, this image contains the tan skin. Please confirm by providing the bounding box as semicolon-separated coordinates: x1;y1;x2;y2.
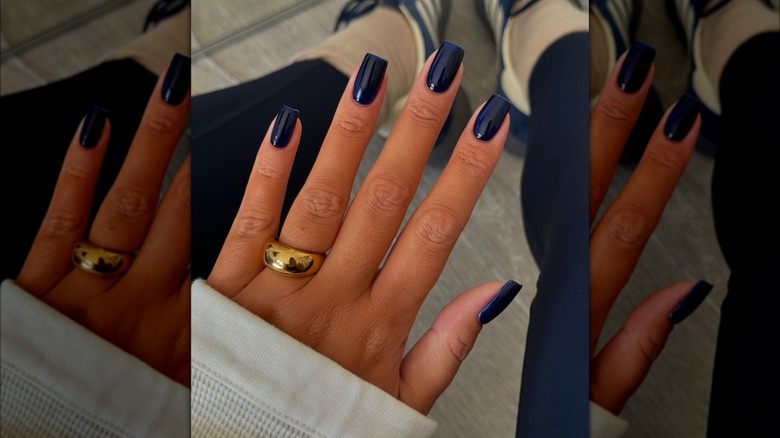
15;58;191;387
589;51;702;413
208;47;702;416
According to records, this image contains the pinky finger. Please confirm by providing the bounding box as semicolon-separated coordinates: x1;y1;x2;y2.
590;280;714;414
16;106;110;295
399;280;522;414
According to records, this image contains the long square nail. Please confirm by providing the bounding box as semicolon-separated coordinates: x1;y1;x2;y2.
664;94;701;141
478;280;522;325
271;105;300;148
669;280;714;324
427;41;464;93
473;94;511;141
618;42;655;93
161;53;191;105
353;53;388;105
80;105;109;148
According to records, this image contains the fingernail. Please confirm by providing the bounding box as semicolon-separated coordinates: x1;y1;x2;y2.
478;280;522;325
271;105;300;148
353;53;388;105
80;105;108;148
161;53;190;105
669;280;714;324
617;41;655;93
473;94;511;141
664;94;700;141
427;40;464;93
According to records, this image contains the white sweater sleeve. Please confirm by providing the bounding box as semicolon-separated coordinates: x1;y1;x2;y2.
191;279;437;438
0;279;189;437
590;401;628;438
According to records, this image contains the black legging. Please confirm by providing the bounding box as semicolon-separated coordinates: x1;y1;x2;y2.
0;60;158;280
708;32;780;438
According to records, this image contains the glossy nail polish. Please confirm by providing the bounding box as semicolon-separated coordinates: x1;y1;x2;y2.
79;105;108;148
427;40;464;93
664;94;701;141
473;94;511;141
618;41;656;93
271;105;300;148
353;53;388;105
669;280;714;324
478;280;522;325
161;53;191;105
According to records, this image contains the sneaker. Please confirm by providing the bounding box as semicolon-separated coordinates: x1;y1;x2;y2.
335;0;470;153
476;0;587;142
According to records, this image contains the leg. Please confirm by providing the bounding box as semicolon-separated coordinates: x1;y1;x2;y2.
517;32;590;437
708;31;780;438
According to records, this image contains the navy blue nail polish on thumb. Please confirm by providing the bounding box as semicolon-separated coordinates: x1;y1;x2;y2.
162;53;190;105
427;40;464;93
353;53;388;105
80;105;108;148
473;94;511;141
271;105;300;148
669;280;714;324
664;94;700;141
478;280;522;325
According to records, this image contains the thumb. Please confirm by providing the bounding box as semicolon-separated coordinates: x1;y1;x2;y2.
590;280;713;414
398;280;522;414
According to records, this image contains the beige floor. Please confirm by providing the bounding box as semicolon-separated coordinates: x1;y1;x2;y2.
1;0;728;437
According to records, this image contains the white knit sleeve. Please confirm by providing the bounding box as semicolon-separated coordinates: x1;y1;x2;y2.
590;401;629;438
0;279;189;437
191;279;437;438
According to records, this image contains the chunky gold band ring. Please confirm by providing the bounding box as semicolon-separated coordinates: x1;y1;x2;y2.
263;239;324;277
72;242;132;275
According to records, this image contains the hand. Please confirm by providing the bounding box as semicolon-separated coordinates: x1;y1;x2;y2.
16;56;191;387
207;48;517;414
588;49;705;413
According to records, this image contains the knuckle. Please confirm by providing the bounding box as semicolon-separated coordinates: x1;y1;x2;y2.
109;186;157;220
233;208;276;238
41;208;84;237
171;178;191;215
452;146;492;179
334;111;371;138
643;146;687;178
144;111;178;136
64;163;95;180
625;327;665;365
297;186;347;220
434;327;472;365
363;176;410;214
411;205;462;250
595;98;633;127
603;204;653;249
254;159;286;180
405;97;444;129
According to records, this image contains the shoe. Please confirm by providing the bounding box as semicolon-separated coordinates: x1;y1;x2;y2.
666;0;731;152
335;0;470;154
476;0;587;142
143;0;189;32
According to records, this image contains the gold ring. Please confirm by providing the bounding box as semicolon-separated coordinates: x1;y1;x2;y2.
263;239;324;277
72;242;132;275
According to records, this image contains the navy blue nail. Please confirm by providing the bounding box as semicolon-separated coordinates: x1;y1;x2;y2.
353;53;388;105
271;105;299;148
478;280;522;325
618;41;655;93
79;105;108;148
664;94;700;141
427;41;464;93
473;94;511;141
161;53;190;105
669;280;714;325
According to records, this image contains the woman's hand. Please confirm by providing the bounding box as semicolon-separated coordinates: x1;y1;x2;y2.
15;54;191;387
207;45;518;414
589;46;709;413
